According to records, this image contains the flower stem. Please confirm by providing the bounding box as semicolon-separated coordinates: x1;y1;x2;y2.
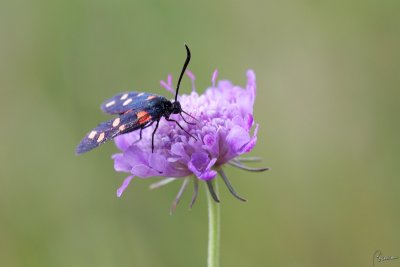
206;179;220;267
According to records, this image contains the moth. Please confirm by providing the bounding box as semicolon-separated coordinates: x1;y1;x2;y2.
76;45;196;155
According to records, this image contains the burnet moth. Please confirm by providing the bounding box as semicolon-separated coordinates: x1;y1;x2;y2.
76;45;197;155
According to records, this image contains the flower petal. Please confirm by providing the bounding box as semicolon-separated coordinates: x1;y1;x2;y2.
114;134;132;151
188;153;217;180
111;70;261;192
171;142;190;161
212;69;218;87
239;124;259;153
160;74;174;94
199;169;217;180
226;125;251;153
131;163;155;177
149;153;167;173
202;134;219;157
187;152;208;176
117;176;134;197
246;69;256;99
112;153;131;172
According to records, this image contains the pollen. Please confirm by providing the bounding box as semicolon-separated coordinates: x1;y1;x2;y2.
146;95;157;100
88;131;97;139
120;93;129;100
112;118;121;127
123;98;132;106
105;100;115;107
97;132;105;143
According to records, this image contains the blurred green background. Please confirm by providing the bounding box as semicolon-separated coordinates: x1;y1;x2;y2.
1;0;400;266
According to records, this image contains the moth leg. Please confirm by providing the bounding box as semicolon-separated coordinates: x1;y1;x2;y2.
133;121;155;144
151;120;160;153
136;121;155;142
179;113;196;125
165;118;197;141
180;110;198;125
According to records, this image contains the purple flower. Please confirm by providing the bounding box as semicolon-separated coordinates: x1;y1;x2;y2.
113;69;268;209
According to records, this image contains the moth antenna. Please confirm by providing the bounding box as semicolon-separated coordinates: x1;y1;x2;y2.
175;44;191;102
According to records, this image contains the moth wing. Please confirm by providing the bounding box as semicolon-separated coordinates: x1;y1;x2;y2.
101;92;155;115
76;110;153;154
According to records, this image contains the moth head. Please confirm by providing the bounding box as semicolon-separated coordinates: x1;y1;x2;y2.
171;101;182;114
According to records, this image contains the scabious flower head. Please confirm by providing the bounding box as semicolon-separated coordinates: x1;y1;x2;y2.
113;69;267;207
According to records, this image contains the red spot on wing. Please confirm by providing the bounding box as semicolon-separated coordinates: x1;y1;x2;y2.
137;111;152;124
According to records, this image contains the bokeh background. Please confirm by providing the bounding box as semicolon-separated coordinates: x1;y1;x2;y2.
1;1;400;266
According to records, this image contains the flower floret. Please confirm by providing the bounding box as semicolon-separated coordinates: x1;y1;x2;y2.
113;70;260;197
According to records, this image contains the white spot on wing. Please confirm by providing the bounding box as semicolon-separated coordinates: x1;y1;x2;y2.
120;93;129;100
119;125;126;131
105;100;115;107
88;131;97;139
97;132;105;143
137;93;144;97
112;118;121;127
123;98;132;106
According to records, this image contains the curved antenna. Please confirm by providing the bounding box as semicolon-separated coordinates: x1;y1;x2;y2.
175;44;191;102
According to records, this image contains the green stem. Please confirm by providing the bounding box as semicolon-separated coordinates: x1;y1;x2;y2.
206;179;220;267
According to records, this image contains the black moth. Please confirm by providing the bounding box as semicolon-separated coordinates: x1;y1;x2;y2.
76;45;197;155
